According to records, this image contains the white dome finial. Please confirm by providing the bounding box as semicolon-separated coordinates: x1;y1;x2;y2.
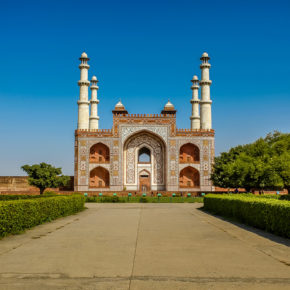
165;99;174;109
81;52;88;58
115;100;124;108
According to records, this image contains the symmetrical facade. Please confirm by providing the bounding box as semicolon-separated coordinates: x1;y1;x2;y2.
74;52;215;192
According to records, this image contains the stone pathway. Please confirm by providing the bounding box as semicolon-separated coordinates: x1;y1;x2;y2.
0;203;289;289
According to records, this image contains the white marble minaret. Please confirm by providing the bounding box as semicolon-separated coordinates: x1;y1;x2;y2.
190;75;200;129
77;52;90;129
89;76;100;129
199;52;212;129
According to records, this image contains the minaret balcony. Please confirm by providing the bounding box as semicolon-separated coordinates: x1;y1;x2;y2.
78;80;90;86
200;63;211;69
78;63;90;69
199;80;212;85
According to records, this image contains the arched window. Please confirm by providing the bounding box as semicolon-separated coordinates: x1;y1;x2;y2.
90;167;110;188
90;143;110;163
179;143;200;163
179;167;200;188
138;147;151;163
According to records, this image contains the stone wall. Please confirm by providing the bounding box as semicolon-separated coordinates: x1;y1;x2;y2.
0;176;74;193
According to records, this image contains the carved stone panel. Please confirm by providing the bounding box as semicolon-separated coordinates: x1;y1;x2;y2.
121;126;168;144
125;133;164;185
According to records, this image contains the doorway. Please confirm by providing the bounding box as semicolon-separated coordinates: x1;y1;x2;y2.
139;171;151;192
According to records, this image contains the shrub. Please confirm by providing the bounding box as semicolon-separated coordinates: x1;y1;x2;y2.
203;194;290;238
86;196;98;202
0;194;58;201
279;194;290;201
100;196;124;203
84;196;204;203
139;197;148;203
43;191;58;196
0;195;85;237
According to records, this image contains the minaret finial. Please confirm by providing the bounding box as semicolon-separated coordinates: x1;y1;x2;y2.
190;75;200;129
77;52;90;130
199;52;212;129
89;75;100;130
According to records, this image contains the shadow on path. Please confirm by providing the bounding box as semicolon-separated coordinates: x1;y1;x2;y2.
198;207;290;247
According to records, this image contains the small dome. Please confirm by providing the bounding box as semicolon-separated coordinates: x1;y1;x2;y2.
192;75;198;80
115;100;125;109
202;52;209;58
164;100;175;109
81;52;88;58
91;76;97;81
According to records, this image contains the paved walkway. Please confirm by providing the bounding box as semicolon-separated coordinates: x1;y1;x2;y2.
0;203;289;289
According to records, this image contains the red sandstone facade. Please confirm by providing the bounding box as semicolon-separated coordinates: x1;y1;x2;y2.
74;108;215;193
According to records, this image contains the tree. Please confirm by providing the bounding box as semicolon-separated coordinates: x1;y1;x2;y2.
211;132;290;192
21;163;70;194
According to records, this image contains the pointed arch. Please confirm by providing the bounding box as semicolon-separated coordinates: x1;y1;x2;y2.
179;166;200;188
138;147;151;163
179;143;200;163
124;130;165;186
90;143;110;163
89;166;110;188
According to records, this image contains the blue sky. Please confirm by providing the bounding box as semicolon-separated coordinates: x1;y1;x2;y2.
0;0;289;175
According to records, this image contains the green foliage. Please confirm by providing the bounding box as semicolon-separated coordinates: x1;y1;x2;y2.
21;163;70;194
139;197;148;203
43;191;58;196
0;194;58;201
211;132;290;191
93;195;124;203
279;194;290;201
85;196;204;203
203;194;290;238
0;195;85;237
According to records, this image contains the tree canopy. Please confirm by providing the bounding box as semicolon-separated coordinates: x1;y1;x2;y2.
21;163;70;194
211;132;290;192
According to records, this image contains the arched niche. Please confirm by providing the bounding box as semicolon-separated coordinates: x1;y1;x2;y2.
138;147;151;163
89;166;110;188
179;166;200;188
90;143;110;163
179;143;200;163
124;131;165;186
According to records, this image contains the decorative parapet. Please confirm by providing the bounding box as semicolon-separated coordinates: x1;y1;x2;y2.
113;113;176;118
75;129;113;137
176;129;215;137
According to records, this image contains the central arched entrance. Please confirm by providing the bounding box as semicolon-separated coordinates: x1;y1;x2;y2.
124;131;165;191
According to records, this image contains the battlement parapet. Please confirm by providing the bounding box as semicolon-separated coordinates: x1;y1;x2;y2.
75;129;113;137
113;113;175;118
176;128;215;136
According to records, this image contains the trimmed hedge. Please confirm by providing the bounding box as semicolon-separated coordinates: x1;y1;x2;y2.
203;194;290;238
85;196;204;203
279;194;290;201
0;194;58;201
0;195;85;237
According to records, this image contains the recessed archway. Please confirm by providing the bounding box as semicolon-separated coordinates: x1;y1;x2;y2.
89;166;110;188
179;166;200;188
90;143;110;163
124;131;165;189
179;143;200;163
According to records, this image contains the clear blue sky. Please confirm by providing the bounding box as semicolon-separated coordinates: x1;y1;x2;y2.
0;0;289;176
